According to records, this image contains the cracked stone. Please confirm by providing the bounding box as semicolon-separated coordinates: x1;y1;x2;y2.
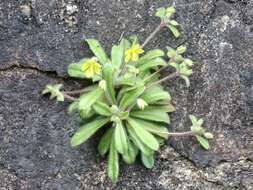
1;0;253;189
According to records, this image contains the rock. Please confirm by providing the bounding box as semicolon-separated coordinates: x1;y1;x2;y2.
0;0;252;189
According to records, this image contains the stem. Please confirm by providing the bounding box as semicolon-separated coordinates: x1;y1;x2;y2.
147;71;179;89
144;64;169;82
168;131;194;137
145;129;194;137
62;90;84;95
63;93;76;102
142;22;166;48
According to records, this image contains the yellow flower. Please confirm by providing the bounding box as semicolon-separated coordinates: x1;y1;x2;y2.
124;44;144;63
81;57;101;78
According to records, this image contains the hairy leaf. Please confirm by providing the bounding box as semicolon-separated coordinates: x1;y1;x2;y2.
141;85;171;104
98;128;114;156
108;138;119;183
122;141;138;164
136;49;164;67
42;84;64;102
127;118;159;151
103;64;117;104
138;57;166;71
71;117;109;147
130;107;170;124
119;84;145;110
155;7;166;19
86;39;108;64
127;118;168;139
168;25;180;38
127;124;153;155
68;101;79;113
114;121;128;154
79;87;104;110
92;101;111;116
111;45;123;69
141;152;154;169
196;135;209;150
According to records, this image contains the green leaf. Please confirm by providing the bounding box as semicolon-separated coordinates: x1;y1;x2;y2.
196;135;209;150
127;124;153;155
70;117;109;147
120;38;131;51
68;101;79;113
197;118;204;126
114;121;128;154
116;38;131;67
138;57;166;72
129;35;139;44
174;55;184;63
191;126;205;135
92;101;111;116
79;87;104;110
86;39;108;64
141;153;154;169
117;73;137;86
127;118;159;151
166;6;176;18
167;47;176;58
159;104;176;112
119;84;145;110
126;118;168;139
168;25;180;38
141;85;171;104
79;107;94;119
118;111;129;120
68;63;85;79
42;84;64;102
179;64;193;76
130;107;170;124
67;58;89;79
134;104;175;113
98;128;114;156
103;64;116;104
189;115;198;125
155;7;166;18
136;49;165;67
122;141;138;164
111;45;123;69
170;20;179;26
108;138;119;183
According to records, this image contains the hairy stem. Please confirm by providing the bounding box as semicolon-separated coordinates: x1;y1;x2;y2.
145;129;194;137
168;131;194;137
62;90;84;95
147;71;179;89
142;22;166;48
63;93;76;102
144;64;169;82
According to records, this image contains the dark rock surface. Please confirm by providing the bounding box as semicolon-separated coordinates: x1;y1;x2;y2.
0;0;252;189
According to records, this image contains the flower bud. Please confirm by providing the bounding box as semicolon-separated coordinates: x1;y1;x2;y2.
184;59;193;66
176;45;187;54
204;132;214;139
137;98;148;110
99;80;106;91
110;105;119;113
